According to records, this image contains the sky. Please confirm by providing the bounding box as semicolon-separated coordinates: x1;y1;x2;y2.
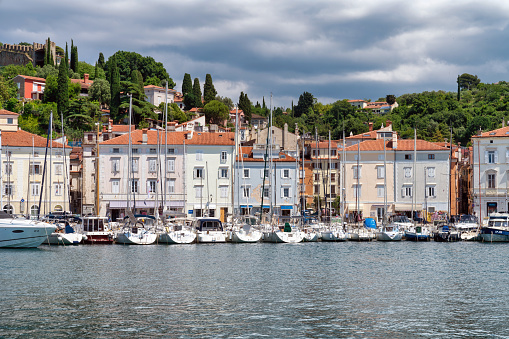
2;0;509;108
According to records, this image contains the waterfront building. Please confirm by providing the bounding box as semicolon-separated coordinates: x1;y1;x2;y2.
471;126;509;219
233;144;298;221
143;85;176;106
0;109;71;217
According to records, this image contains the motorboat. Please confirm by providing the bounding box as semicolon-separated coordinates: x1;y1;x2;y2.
433;224;461;242
158;218;196;244
321;223;347;241
480;213;509;242
81;216;114;244
0;211;56;248
455;215;480;241
194;218;227;243
405;225;431;241
116;215;158;245
390;215;413;234
376;224;403;241
44;221;83;245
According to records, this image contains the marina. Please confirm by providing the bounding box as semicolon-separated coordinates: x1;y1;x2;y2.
1;241;508;337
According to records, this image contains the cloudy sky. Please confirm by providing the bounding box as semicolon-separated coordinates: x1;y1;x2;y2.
2;0;509;107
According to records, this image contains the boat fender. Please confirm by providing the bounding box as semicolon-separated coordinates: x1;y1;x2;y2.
83;235;88;241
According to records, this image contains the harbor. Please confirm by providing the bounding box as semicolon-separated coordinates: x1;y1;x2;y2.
1;241;507;338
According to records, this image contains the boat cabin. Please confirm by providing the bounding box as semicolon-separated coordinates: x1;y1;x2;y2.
193;218;223;232
82;217;109;232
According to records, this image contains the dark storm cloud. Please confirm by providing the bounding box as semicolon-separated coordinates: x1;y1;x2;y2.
2;0;509;106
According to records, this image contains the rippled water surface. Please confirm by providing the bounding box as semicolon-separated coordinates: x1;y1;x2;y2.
1;242;509;338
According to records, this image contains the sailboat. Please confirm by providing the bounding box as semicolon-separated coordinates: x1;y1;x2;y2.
115;94;157;245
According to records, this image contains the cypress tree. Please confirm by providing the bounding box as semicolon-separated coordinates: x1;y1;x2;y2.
457;75;460;101
94;62;99;80
70;40;74;71
203;74;217;105
70;40;78;73
65;42;69;72
109;55;121;118
182;73;192;95
238;92;252;123
192;78;202;108
98;52;105;69
45;37;51;66
56;57;69;116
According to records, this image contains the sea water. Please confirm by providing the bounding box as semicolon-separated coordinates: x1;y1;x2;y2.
1;242;508;338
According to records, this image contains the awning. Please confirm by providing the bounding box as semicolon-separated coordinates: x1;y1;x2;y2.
394;203;422;211
108;200;156;208
240;205;253;208
281;206;293;210
347;203;363;211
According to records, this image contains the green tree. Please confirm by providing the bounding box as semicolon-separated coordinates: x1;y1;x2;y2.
42;74;58;103
183;93;196;111
182;73;192;95
144;76;160;87
238;92;252;122
203;100;229;124
56;58;69;116
458;73;480;90
294;92;314;118
109;55;121;119
97;52;105;69
386;94;396;105
130;69;144;92
70;40;78;73
78;61;105;80
192;78;202;107
0;75;15;107
203;74;217;105
89;78;111;105
35;64;58;79
216;96;234;110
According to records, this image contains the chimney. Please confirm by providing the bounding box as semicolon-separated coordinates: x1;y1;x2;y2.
108;119;113;133
369;122;373;131
84;73;89;82
210;124;218;133
392;132;397;150
168;121;176;132
142;128;148;144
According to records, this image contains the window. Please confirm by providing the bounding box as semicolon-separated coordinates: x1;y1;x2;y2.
331;173;336;182
195;186;203;198
194;167;203;179
331;185;336;194
54;163;63;176
428;154;435;160
30;163;41;175
168;179;175;194
353;184;361;198
7;118;13;124
55;183;63;196
168;148;175;155
242;186;250;198
149;148;157;154
378;154;384;161
196;150;203;161
377;185;384;198
403;186;413;198
219;168;228;179
167;158;175;172
132;148;138;154
130;179;139;193
263;187;270;198
131;158;139;172
220;151;227;163
426;185;435;197
148;180;157;193
427;167;435;178
488;173;496;189
314;185;320;194
315;173;319;181
88;134;93;141
243;169;250;178
282;169;290;179
112;148;120;154
404;167;412;178
486;150;497;164
111;179;120;194
261;169;269;178
148;158;157;173
4;162;12;175
111;158;120;173
4;183;13;196
331;150;337;156
220;186;228;198
353;166;361;179
405;154;412;160
31;183;40;196
377;166;385;179
282;187;290;198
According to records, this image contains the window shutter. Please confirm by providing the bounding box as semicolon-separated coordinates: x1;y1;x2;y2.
506;150;509;163
218;169;221;179
280;187;284;198
401;188;405;198
261;169;264;178
280;169;284;178
485;151;488;163
495;151;499;163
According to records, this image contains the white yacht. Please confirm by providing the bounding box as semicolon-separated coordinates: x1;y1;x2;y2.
262;222;305;243
158;218;196;244
228;216;263;243
194;218;227;243
376;224;403;241
0;212;56;248
116;215;158;245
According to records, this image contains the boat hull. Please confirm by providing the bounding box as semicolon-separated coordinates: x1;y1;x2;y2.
83;232;114;244
116;232;158;245
0;221;56;248
158;231;196;244
44;232;83;245
262;231;304;243
229;230;262;243
404;232;431;241
433;232;461;242
480;227;509;242
196;231;227;243
376;231;403;241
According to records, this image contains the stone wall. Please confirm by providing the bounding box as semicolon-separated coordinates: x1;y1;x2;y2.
0;41;56;67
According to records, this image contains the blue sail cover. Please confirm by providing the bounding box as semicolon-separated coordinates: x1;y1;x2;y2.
364;218;377;229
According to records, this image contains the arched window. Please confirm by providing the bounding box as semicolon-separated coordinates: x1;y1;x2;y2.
3;205;13;214
30;205;39;218
54;205;63;212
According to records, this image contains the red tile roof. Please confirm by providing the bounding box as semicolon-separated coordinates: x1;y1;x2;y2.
309;141;338;149
0;109;19;116
237;146;296;162
144;85;177;92
100;130;234;146
111;125;135;133
344;139;448;152
2;129;70;148
473;126;509;138
14;75;46;82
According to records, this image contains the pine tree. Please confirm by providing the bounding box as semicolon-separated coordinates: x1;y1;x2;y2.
109;55;121;118
56;57;69;116
203;74;217;105
238;92;252;123
262;96;266;109
65;42;69;73
98;52;105;69
182;73;192;95
192;78;202;108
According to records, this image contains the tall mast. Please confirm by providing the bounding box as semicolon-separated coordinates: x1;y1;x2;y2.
269;93;273;221
383;135;387;226
49;111;53;214
341;123;345;224
127;94;132;214
233;105;238;217
315;129;320;221
356;140;360;223
328;130;331;226
413;128;416;225
164;81;168;213
61;112;67;215
95;115;99;215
